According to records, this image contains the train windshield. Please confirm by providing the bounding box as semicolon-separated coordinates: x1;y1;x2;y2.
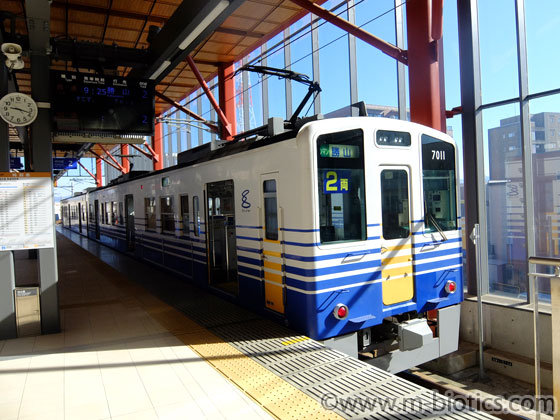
421;134;457;233
317;129;366;244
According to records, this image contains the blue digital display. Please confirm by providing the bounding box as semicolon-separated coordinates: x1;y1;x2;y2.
51;71;155;136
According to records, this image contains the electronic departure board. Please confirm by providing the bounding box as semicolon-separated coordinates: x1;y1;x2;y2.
51;71;155;136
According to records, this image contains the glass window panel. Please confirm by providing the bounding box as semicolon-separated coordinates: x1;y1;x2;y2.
263;180;278;240
443;0;461;111
483;104;527;298
266;33;287;119
318;0;350;114
355;0;398;112
160;196;175;233
317;129;366;243
526;0;560;94
381;170;410;240
290;15;314;118
145;197;156;230
193;195;200;236
478;0;519;104
247;49;264;128
529;95;560;301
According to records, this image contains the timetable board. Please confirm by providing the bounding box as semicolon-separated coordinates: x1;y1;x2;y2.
0;173;55;251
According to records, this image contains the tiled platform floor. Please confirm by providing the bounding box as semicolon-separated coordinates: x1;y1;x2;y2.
0;233;276;420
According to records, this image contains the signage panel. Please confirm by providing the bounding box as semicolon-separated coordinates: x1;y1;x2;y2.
0;172;55;251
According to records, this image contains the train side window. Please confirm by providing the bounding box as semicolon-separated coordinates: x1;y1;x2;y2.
380;169;410;240
101;203;105;224
180;195;190;235
145;197;156;230
105;202;110;224
193;196;200;236
421;134;457;233
263;180;278;240
118;202;124;225
111;201;117;225
317;129;366;244
160;196;175;233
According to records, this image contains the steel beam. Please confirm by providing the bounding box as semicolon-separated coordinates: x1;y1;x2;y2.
406;0;446;132
78;161;97;183
97;144;125;173
290;0;408;65
218;62;237;140
130;0;244;83
90;150;122;172
187;56;233;138
155;91;219;133
515;0;536;303
457;0;488;295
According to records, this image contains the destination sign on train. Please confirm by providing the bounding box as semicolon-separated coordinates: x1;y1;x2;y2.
319;144;359;158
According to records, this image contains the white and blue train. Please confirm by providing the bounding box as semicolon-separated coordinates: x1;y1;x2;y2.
61;116;463;372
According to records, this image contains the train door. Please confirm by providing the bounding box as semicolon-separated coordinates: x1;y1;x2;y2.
260;173;285;314
77;203;82;233
125;194;135;251
206;180;238;295
379;167;414;306
94;199;100;239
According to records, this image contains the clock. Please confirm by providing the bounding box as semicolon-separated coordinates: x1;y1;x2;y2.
0;92;39;126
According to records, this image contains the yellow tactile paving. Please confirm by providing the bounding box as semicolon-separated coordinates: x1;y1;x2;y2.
55;233;342;420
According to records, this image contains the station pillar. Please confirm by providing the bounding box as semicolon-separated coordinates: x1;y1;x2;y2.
95;158;103;187
153;121;163;171
406;0;446;132
121;144;130;173
30;51;60;334
218;62;236;140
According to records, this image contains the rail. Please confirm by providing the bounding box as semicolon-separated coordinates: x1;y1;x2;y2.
527;256;560;420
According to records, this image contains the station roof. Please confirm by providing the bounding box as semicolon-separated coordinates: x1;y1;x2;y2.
2;0;320;128
1;0;331;166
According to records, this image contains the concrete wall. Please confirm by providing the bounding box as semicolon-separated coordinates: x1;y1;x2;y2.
460;299;552;364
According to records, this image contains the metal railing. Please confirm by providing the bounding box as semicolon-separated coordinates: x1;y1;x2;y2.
528;256;560;420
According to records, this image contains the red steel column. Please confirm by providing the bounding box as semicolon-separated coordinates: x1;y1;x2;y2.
152;121;164;171
406;0;446;132
218;62;236;140
121;144;130;173
95;157;102;187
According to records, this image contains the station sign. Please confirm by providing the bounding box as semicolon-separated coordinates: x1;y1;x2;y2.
52;157;78;170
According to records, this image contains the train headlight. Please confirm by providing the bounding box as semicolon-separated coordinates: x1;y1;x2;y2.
445;280;457;294
333;303;349;320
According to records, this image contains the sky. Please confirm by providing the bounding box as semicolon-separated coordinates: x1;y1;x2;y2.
54;0;560;200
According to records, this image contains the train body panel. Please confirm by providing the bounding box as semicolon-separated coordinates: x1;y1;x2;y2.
61;117;463;369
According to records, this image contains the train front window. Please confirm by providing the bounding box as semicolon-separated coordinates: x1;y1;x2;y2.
317;129;366;244
381;169;410;240
421;134;457;233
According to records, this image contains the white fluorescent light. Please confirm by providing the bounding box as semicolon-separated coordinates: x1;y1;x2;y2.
178;0;229;50
149;60;171;80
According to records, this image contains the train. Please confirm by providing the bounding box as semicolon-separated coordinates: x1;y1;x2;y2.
61;116;463;372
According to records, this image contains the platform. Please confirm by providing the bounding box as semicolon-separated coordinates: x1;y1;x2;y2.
0;228;500;420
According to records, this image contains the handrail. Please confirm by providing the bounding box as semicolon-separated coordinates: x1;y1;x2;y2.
527;256;560;420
